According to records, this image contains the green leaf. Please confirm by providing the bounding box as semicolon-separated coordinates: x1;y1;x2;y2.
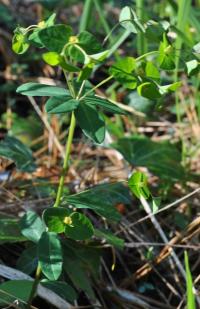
0;216;25;244
17;82;69;97
75;102;105;143
184;251;196;309
185;59;199;76
63;239;101;278
94;229;124;249
145;20;167;42
65;212;94;240
112;135;185;181
41;281;77;303
20;210;46;243
0;136;36;172
77;31;102;54
12;33;29;54
145;62;160;81
193;42;200;60
62;182;132;221
17;245;38;274
45;97;79;114
39;24;73;53
62;242;96;299
128;171;150;199
137;82;162;99
68;30;102;64
43;207;71;233
58;56;81;72
119;6;145;33
84;96;127;114
89;50;109;62
158;34;175;70
159;81;181;94
42;51;60;66
28;13;56;47
0;280;33;306
110;57;137;89
126;91;154;114
38;231;63;280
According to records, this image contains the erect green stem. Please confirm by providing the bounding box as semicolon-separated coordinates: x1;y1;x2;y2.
53;112;76;208
27;265;42;308
27;81;77;307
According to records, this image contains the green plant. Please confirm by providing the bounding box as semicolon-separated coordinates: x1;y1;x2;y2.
0;5;198;308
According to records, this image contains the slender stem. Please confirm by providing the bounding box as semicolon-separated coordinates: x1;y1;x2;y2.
27;265;42;308
80;75;113;100
135;50;158;62
53;112;76;208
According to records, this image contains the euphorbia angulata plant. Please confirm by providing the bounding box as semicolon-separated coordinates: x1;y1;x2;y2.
8;6;193;307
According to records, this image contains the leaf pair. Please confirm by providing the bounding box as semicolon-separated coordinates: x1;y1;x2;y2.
43;207;94;240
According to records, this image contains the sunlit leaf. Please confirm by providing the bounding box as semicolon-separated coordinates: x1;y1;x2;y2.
12;33;29;54
184;251;196;309
128;171;150;199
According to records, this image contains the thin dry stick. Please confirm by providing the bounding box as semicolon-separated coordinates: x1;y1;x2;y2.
139;197;200;306
140;197;185;276
28;96;65;158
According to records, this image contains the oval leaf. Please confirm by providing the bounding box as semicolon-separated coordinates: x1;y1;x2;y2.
20;210;46;243
17;82;69;97
65;212;94;240
39;24;72;53
137;82;162;99
43;207;71;233
84;96;127;115
45;97;79;114
38;231;63;280
75;102;105;143
0;280;33;305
